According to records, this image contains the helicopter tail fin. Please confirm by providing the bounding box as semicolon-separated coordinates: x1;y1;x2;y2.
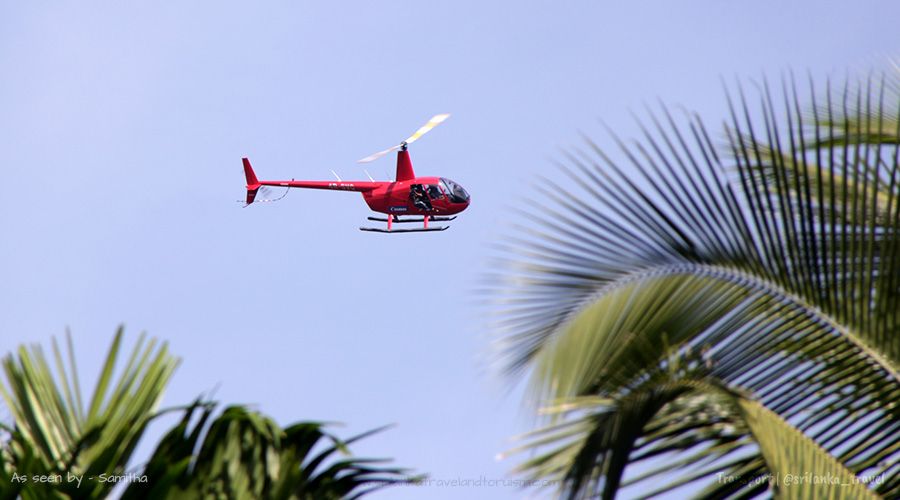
242;157;262;205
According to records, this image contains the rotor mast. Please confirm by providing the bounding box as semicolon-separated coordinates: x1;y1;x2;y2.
396;141;415;182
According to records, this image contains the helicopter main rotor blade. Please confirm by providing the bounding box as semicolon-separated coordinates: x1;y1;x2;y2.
357;113;450;163
403;113;450;146
357;144;402;164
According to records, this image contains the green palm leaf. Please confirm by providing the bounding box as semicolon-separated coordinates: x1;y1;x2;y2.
491;74;900;498
2;332;418;499
508;373;882;499
123;403;420;499
736;397;879;499
0;327;179;499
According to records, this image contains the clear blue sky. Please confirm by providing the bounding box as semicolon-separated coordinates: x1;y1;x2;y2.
1;2;898;498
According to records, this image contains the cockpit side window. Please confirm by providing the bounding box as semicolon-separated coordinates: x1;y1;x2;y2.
426;184;443;199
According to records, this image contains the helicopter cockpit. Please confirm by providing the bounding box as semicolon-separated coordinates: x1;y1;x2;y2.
440;178;470;204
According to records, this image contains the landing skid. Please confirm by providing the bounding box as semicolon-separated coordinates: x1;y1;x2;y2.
360;213;453;233
359;226;449;233
367;216;456;223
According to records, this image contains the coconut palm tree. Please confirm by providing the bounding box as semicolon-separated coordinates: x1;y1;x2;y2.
0;328;417;499
492;74;900;499
121;402;415;499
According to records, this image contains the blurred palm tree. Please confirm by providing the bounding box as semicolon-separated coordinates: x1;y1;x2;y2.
492;74;900;498
0;328;417;499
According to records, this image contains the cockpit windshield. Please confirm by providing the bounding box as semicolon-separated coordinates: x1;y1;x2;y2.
440;178;470;203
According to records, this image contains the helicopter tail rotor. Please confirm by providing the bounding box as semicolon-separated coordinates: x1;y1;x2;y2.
357;113;450;163
240;157;291;206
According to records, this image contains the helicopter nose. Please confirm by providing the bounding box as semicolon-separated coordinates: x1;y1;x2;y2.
452;197;470;215
458;193;470;210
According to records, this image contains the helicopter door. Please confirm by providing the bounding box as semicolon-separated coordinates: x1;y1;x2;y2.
425;184;445;210
409;184;432;212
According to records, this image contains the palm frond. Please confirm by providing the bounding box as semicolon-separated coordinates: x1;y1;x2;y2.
807;73;900;147
123;404;419;499
491;74;900;498
0;327;178;499
737;397;880;499
508;366;887;499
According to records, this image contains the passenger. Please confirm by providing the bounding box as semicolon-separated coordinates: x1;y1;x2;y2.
410;185;432;211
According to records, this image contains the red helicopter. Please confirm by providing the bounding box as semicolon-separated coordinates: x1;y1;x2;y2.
241;114;470;233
